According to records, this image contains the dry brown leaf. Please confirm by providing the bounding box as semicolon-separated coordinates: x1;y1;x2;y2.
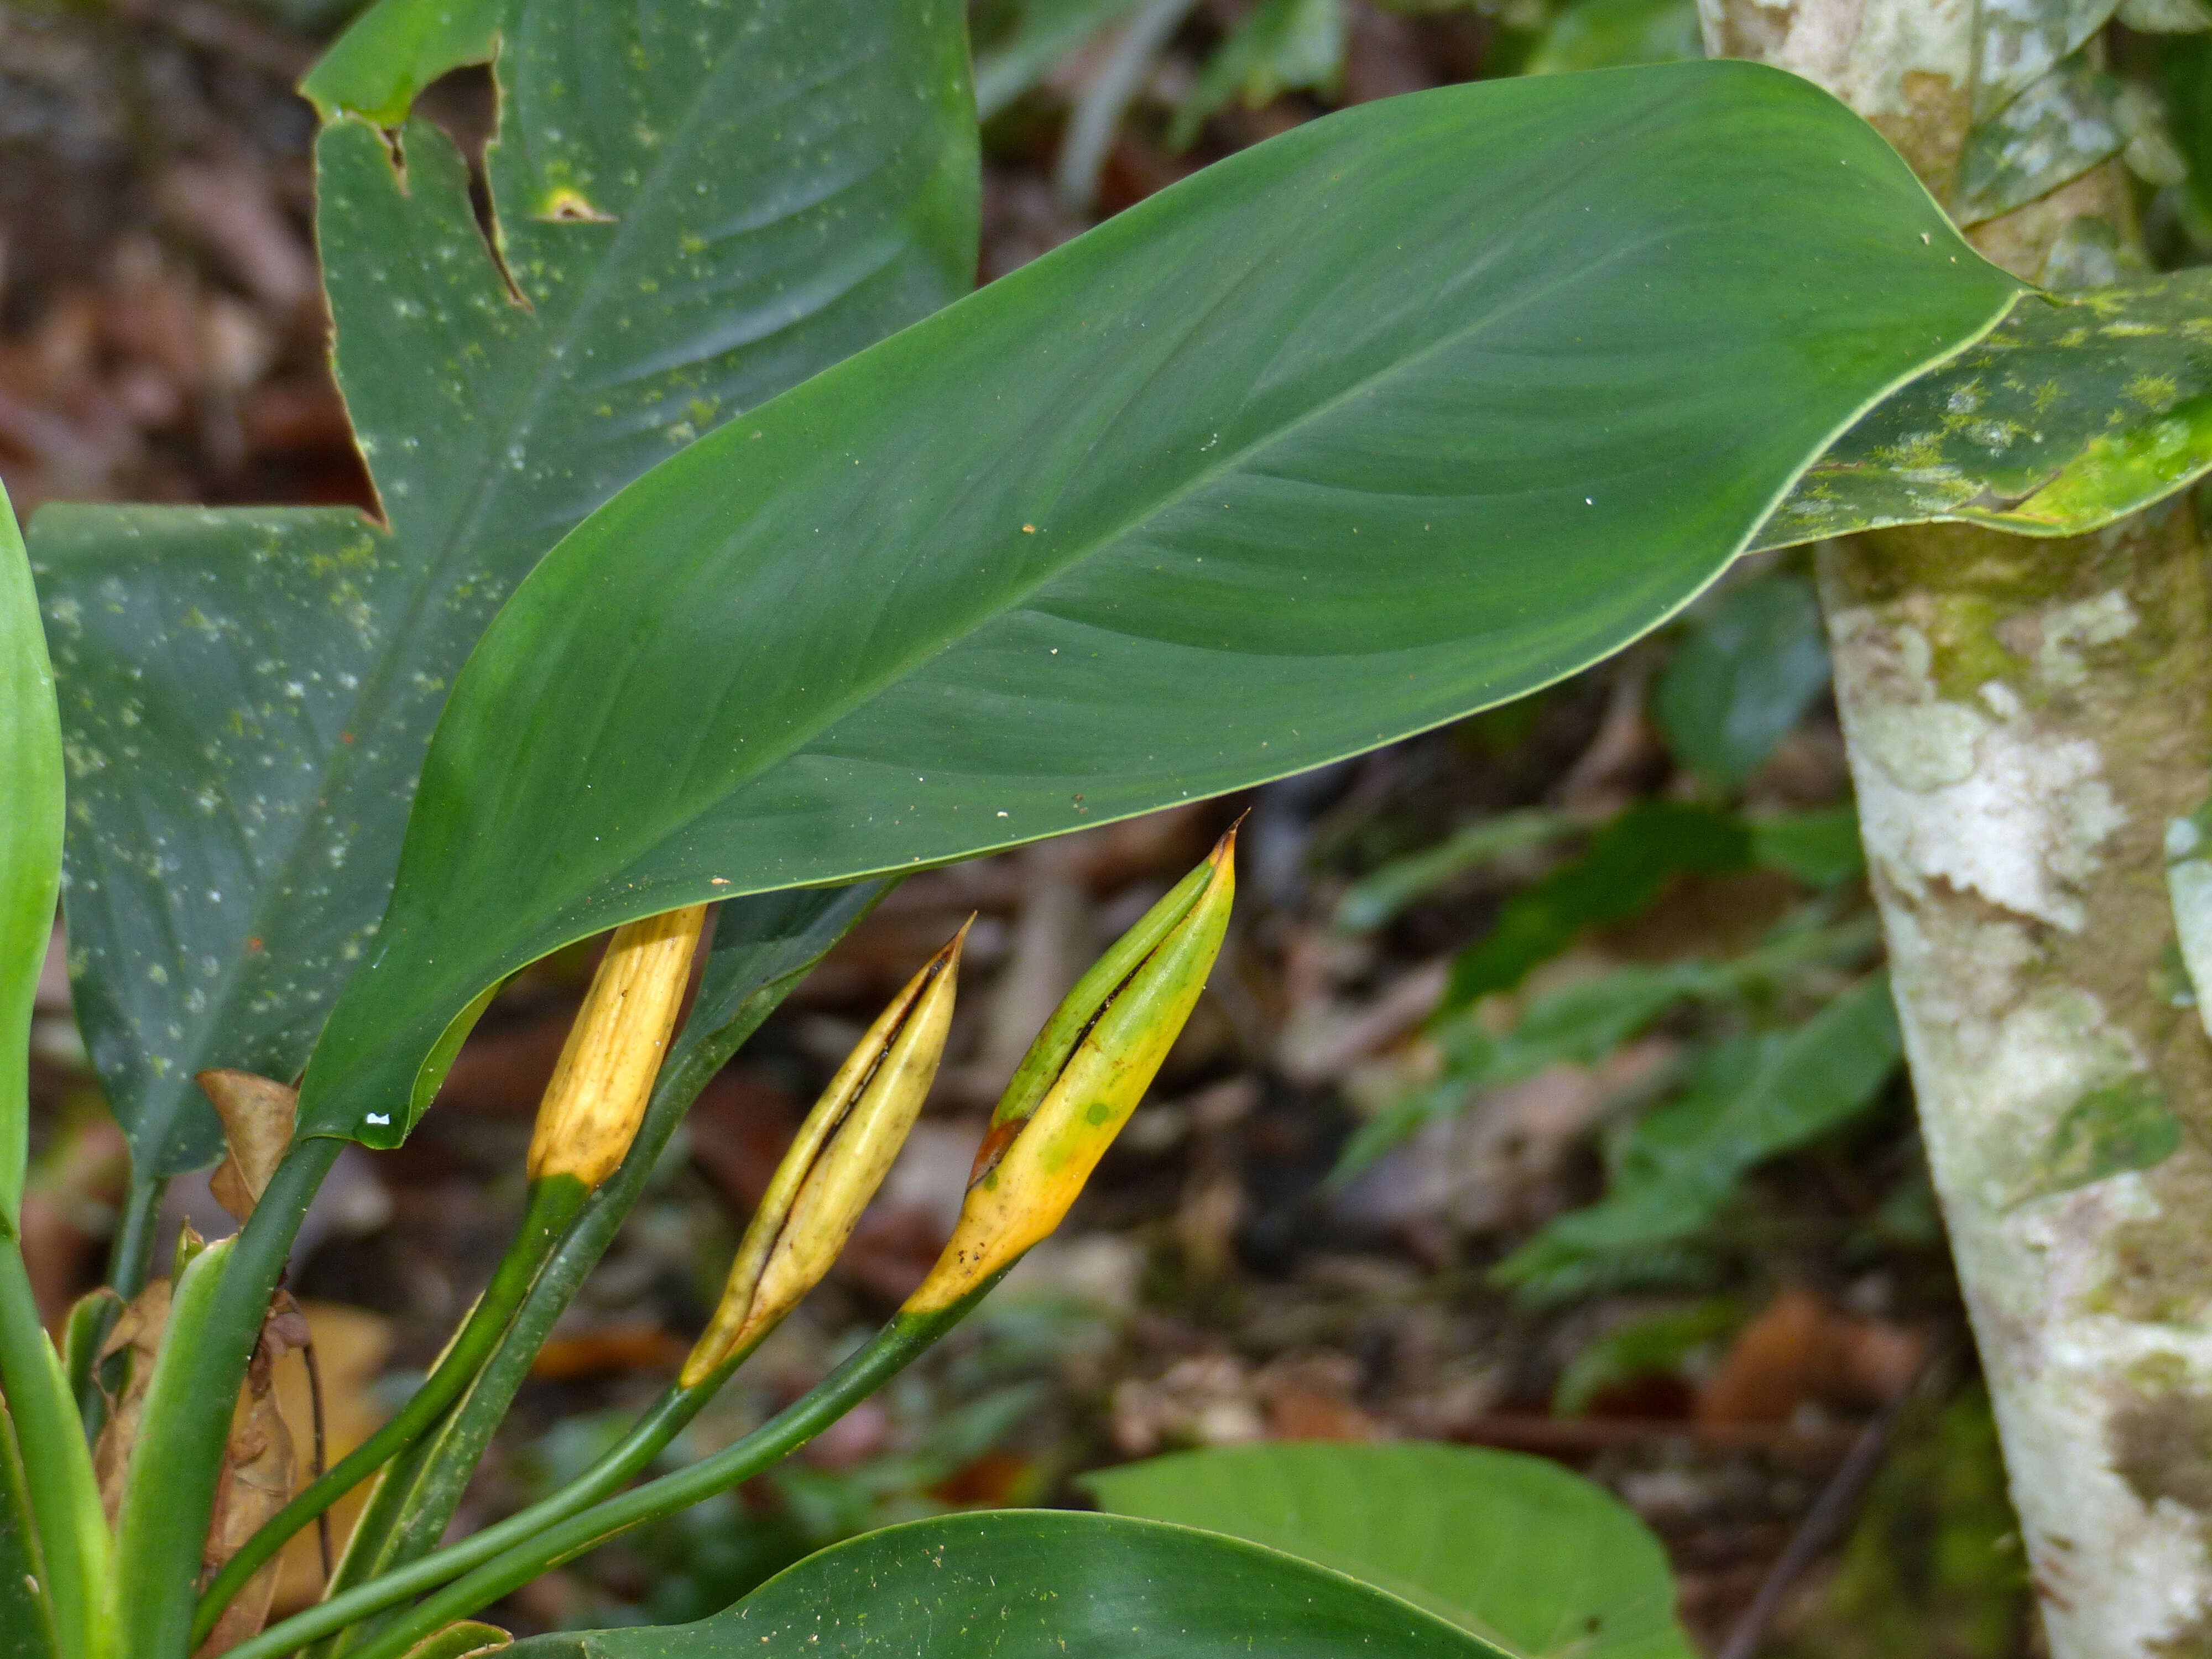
195;1307;299;1657
197;1070;298;1224
93;1277;171;1526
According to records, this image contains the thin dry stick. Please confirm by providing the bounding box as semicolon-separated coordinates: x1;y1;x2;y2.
301;1331;332;1582
1716;1353;1947;1659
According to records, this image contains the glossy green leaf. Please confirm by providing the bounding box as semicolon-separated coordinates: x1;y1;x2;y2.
1498;972;1902;1297
1756;271;2212;550
34;0;977;1177
0;483;59;1232
503;1511;1509;1658
1654;574;1829;787
1525;0;1702;75
1955;52;2124;224
1083;1441;1693;1659
299;61;2018;1146
300;0;501;123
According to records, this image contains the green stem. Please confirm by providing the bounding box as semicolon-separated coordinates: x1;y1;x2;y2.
232;1367;727;1659
0;1389;63;1659
0;1240;106;1659
106;1169;163;1300
114;1135;340;1659
320;885;891;1612
72;1170;162;1437
191;1173;587;1646
340;1293;991;1659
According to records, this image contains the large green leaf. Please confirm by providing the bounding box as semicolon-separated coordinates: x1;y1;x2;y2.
1083;1441;1693;1659
298;60;2018;1144
502;1511;1510;1658
32;0;977;1176
0;482;60;1232
1756;271;2212;550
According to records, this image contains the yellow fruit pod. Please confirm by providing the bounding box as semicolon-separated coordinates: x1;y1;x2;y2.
681;922;967;1386
528;905;710;1191
906;830;1235;1314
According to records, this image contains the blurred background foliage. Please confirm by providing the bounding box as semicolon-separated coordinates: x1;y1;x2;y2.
9;0;2210;1649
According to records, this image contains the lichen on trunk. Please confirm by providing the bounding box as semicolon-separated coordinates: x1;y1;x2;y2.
1701;2;2212;1652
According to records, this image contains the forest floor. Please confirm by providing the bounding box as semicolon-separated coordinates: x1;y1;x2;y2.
2;4;2040;1654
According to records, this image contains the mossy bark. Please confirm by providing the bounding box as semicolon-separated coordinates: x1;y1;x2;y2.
1701;3;2212;1652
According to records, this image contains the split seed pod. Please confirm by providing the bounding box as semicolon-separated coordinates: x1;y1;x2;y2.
906;828;1235;1313
528;904;710;1191
680;923;968;1386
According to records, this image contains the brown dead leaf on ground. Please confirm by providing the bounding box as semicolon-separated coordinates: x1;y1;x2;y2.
1697;1287;1926;1427
527;1324;688;1383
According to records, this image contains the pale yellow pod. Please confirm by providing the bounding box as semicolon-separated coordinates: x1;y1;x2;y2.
905;832;1235;1314
681;924;966;1386
526;904;710;1190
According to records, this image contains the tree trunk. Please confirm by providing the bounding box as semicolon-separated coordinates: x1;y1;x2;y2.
1700;6;2212;1653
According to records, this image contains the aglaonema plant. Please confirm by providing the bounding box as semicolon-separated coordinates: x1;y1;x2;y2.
11;0;2212;1652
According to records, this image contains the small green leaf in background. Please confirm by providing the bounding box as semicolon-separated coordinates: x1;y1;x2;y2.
0;481;60;1234
1524;0;1702;75
1757;270;2212;550
36;0;978;1177
1552;1298;1742;1415
1750;807;1866;888
1338;959;1713;1176
300;0;502;123
1655;573;1830;788
502;1511;1510;1658
1498;973;1903;1300
1955;52;2125;223
295;60;2018;1146
1083;1441;1695;1659
974;0;1151;119
1442;802;1753;1014
1332;807;1568;932
1171;0;1347;148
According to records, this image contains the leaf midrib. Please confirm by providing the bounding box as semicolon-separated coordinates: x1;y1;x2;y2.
144;30;901;1126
